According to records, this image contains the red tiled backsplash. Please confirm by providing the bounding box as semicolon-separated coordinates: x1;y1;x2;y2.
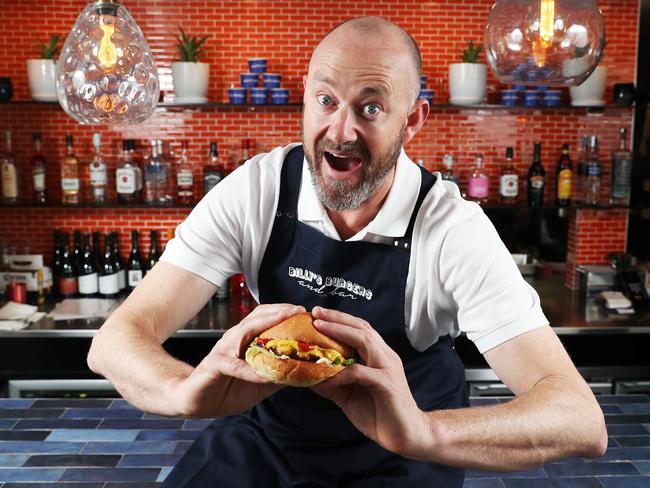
0;0;640;286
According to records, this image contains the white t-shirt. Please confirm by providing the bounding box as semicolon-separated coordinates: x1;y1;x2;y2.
161;143;549;354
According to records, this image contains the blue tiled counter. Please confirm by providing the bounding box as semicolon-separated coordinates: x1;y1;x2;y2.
0;396;649;487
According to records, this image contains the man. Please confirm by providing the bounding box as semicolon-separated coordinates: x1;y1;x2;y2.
88;16;607;487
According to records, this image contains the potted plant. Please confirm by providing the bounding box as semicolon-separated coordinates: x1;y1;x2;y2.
172;26;210;103
448;40;487;106
27;35;60;102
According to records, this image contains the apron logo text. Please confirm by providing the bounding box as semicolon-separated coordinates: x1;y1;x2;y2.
288;266;373;300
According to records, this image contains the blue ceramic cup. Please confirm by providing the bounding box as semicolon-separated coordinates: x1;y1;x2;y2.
250;87;268;105
523;90;541;107
240;73;259;88
229;87;247;104
419;89;434;104
420;75;427;89
248;58;267;73
262;73;281;88
543;90;562;107
270;88;289;104
501;89;519;106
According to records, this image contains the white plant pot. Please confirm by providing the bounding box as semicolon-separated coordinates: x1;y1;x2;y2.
570;66;607;106
448;63;487;106
27;59;58;102
171;62;209;103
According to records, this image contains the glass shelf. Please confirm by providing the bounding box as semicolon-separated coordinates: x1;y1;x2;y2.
0;100;635;112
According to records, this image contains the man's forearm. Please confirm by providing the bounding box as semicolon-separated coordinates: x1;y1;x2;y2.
87;319;193;417
419;375;607;471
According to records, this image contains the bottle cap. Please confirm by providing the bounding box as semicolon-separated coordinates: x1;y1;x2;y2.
443;154;454;168
506;147;513;159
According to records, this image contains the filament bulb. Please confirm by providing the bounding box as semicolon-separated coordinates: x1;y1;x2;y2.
97;16;117;70
539;0;555;44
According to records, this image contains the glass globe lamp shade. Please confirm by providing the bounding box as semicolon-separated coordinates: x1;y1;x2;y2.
56;1;159;125
484;0;605;86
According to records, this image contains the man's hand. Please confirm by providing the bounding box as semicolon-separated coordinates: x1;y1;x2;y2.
170;303;305;418
309;306;429;459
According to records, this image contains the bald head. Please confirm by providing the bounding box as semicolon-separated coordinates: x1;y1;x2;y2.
309;16;422;106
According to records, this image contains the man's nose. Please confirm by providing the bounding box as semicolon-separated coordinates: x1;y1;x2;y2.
327;108;359;144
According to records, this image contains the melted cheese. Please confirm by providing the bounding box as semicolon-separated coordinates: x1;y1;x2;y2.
264;338;345;363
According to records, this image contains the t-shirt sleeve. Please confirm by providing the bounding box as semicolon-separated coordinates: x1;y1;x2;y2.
439;209;550;354
160;161;252;288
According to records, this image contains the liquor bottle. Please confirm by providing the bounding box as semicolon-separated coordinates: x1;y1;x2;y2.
159;140;174;203
127;230;144;290
2;130;19;204
144;140;170;204
31;132;47;204
89;133;107;205
176;140;194;204
146;230;160;272
111;231;126;293
116;140;143;204
203;142;224;195
440;154;459;186
556;144;573;208
238;138;251;166
92;231;102;272
574;135;589;205
61;135;81;205
59;232;78;298
52;229;63;296
78;233;98;298
467;154;489;204
610;127;632;205
98;233;119;299
585;135;601;206
527;142;546;206
499;147;518;204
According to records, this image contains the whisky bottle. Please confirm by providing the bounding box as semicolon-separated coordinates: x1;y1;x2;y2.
61;135;80;205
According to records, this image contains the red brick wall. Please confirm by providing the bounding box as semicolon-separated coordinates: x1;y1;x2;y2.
0;0;639;280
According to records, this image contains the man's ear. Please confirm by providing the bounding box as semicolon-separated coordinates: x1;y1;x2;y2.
402;99;430;146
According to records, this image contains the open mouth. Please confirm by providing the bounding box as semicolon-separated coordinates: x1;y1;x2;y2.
324;151;363;173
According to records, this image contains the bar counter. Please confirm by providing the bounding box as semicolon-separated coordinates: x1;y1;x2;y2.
1;271;649;390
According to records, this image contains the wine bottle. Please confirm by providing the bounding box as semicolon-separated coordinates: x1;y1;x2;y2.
127;230;144;290
52;229;63;296
111;231;126;293
146;230;160;272
98;233;119;299
59;232;78;298
527;142;546;206
78;233;98;298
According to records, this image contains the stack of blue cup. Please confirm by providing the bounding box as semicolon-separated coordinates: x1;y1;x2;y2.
418;75;434;105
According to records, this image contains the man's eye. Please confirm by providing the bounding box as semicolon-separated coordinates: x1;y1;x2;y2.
363;104;381;115
318;95;333;106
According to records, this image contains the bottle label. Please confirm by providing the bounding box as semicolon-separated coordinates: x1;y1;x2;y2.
116;168;137;194
203;173;223;194
62;178;80;191
611;157;632;199
32;168;46;192
78;273;99;294
59;276;78;295
177;170;194;186
499;174;519;197
587;162;601;177
530;175;545;190
557;169;573;200
2;163;18;198
468;176;489;198
99;273;120;295
90;163;107;186
128;269;143;287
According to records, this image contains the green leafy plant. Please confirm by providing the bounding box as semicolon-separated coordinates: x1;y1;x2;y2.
461;40;482;63
38;35;60;60
175;26;209;62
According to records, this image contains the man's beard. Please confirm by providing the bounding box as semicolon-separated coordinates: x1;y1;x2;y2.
301;130;403;211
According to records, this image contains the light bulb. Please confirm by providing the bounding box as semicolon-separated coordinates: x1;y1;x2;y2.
56;0;159;125
485;0;605;86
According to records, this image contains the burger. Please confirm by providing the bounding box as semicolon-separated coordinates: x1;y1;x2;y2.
245;312;355;387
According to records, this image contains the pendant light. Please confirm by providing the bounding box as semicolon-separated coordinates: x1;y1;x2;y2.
56;0;159;125
484;0;605;86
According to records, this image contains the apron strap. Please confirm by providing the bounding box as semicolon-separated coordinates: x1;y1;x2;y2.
276;145;305;218
393;166;436;248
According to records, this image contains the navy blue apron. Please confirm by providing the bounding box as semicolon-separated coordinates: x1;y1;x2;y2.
162;146;469;487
